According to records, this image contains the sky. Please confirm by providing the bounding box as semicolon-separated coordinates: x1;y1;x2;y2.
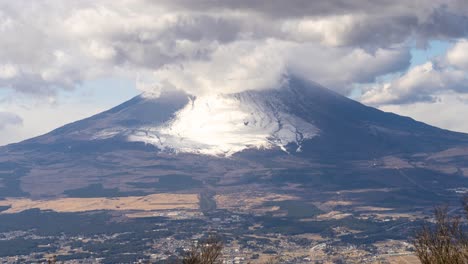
1;0;468;146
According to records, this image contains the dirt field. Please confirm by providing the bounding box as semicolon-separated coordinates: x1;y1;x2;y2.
215;192;297;213
0;193;199;213
383;254;420;264
316;210;352;220
354;206;395;211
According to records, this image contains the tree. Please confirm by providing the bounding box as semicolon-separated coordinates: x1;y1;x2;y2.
47;255;57;264
179;236;280;264
413;197;468;264
181;236;224;264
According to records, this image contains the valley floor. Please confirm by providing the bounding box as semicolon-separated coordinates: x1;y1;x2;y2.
0;189;434;264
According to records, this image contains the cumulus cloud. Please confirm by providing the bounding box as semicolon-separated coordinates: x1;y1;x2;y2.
417;6;468;44
0;112;22;130
361;62;468;105
289;45;411;93
136;41;411;95
0;64;18;79
150;40;289;95
280;14;415;48
160;0;468;47
0;0;467;98
361;37;468;106
158;0;438;21
1;0;468;144
446;39;468;70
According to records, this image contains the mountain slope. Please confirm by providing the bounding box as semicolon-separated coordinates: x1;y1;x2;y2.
1;76;468;199
8;77;468;157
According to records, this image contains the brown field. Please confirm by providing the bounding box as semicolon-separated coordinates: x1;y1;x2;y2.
383;254;420;264
316;210;352;220
125;210;203;219
330;188;395;194
321;200;354;207
381;156;414;169
0;193;199;214
293;233;324;241
215;192;297;213
462;168;468;177
428;146;468;159
354;206;394;211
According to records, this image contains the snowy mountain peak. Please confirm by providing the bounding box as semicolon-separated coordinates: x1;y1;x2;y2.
14;76;468;160
58;78;319;156
127;90;319;155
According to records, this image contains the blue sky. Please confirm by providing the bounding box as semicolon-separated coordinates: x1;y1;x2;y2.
73;77;138;106
410;41;452;67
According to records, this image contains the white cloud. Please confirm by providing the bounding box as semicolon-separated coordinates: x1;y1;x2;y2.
379;92;468;133
151;40;290;95
344;36;468;134
133;40;411;95
361;62;468;105
281;15;363;46
0;0;465;97
84;41;117;61
0;111;22;130
0;64;18;79
290;45;411;93
446;39;468;70
281;14;414;48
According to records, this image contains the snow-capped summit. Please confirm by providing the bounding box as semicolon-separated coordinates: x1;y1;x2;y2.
42;78;320;156
17;76;468;158
127;90;319;155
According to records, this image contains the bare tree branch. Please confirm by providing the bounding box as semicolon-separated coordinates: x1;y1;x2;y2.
413;197;468;264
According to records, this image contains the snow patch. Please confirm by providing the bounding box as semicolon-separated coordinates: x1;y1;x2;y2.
124;91;319;156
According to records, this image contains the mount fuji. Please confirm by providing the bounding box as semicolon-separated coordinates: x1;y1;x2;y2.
13;77;468;155
1;77;468;203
